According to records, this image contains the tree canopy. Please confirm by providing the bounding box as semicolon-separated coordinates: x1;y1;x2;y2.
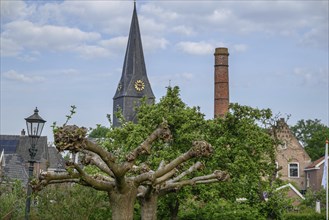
31;86;285;219
290;119;329;160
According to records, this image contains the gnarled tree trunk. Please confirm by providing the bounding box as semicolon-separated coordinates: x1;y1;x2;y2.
109;185;138;220
140;193;158;220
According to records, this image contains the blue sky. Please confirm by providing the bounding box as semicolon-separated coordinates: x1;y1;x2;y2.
1;0;328;141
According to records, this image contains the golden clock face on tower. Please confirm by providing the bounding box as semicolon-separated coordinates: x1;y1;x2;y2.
134;80;145;91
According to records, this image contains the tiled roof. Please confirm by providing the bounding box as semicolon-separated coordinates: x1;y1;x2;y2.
3;154;29;185
0;135;48;162
0;139;19;153
0;135;67;183
47;147;65;170
305;156;325;169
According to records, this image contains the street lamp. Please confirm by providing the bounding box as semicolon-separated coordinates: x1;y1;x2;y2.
24;107;46;220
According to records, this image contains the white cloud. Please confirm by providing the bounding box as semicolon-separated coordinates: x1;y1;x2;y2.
141;4;179;21
3;70;45;83
207;8;233;24
139;16;166;36
142;36;169;52
293;67;329;86
74;45;110;59
171;25;195;36
141;1;327;47
1;20;104;58
59;69;79;76
233;44;248;52
0;0;34;22
0;37;23;56
100;36;128;52
34;1;132;35
176;41;213;55
299;25;329;49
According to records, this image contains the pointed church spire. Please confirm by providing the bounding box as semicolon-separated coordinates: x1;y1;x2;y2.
113;2;155;127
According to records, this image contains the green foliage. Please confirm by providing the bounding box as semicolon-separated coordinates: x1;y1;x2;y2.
178;198;266;220
41;86;288;218
136;86;207;166
0;180;25;219
102;86;207;166
290;119;329;160
112;87;280;218
302;188;326;209
31;184;112;219
64;105;77;126
283;212;325;220
89;124;111;138
259;188;292;220
51;105;78;134
204;103;277;203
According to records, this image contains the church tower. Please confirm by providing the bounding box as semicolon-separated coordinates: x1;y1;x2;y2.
113;3;155;127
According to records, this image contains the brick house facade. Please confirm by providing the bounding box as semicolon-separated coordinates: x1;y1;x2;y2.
274;118;312;190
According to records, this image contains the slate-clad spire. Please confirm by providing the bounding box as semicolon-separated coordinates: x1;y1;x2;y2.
113;3;155;127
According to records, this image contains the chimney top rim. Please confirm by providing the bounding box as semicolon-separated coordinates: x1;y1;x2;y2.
214;47;229;55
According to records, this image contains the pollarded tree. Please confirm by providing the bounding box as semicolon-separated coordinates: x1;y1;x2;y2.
32;87;229;220
129;86;217;219
96;87;278;219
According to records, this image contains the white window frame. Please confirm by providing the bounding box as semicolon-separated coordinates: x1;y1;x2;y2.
288;162;299;178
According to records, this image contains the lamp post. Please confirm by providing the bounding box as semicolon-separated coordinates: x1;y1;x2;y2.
24;107;46;220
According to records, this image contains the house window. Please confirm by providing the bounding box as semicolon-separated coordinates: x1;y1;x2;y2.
289;163;299;178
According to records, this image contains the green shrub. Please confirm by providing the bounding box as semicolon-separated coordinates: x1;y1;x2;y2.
31;184;112;219
0;180;25;220
179;198;266;220
283;212;325;220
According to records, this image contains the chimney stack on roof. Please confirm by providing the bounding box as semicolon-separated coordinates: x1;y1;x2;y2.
214;47;229;118
21;129;26;136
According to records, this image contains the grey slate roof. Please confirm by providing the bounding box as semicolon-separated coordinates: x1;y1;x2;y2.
47;147;65;170
3;154;29;185
0;135;48;162
113;3;155;126
1;135;66;183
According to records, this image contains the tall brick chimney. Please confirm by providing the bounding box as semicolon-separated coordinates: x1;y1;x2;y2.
214;47;229;118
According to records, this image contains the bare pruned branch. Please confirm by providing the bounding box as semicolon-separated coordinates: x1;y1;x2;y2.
119;121;171;176
134;141;214;185
154;141;213;179
69;162;115;191
169;162;204;183
31;171;81;192
81;150;115;177
162;170;229;192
